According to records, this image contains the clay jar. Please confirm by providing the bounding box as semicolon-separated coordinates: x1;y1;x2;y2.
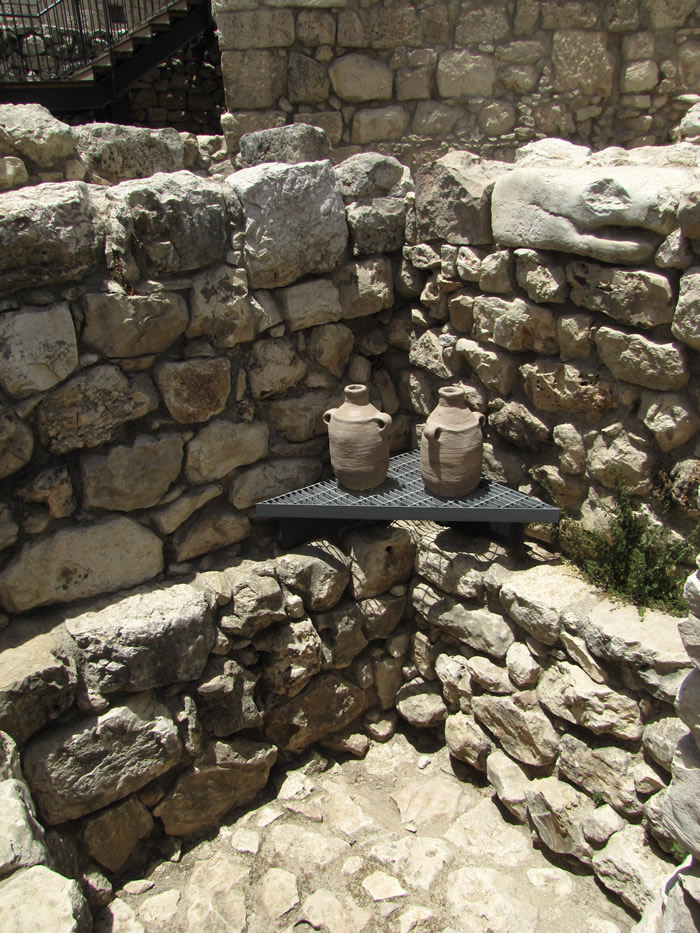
421;386;485;497
324;384;392;490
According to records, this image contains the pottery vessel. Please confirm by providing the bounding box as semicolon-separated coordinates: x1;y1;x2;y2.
324;384;392;490
420;386;485;497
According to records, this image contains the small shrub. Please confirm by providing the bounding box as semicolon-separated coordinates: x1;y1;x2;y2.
670;841;688;864
591;791;606;808
559;484;698;617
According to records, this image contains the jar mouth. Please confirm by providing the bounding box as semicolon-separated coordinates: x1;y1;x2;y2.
439;386;465;401
345;384;369;400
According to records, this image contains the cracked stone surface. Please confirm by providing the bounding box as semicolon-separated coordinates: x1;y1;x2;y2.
99;731;635;933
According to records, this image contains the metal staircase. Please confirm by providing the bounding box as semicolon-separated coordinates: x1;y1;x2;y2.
0;0;213;118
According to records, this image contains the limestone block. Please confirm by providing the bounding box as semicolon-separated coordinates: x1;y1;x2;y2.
643;717;689;774
506;642;541;689
525;776;595;865
582;803;625;847
314;600;368;669
676;668;700;744
373;655;404;710
467;657;514;695
0;103;74;168
264;672;365;753
592;824;670;915
679;190;700;240
663;734;700;860
396;678;448;728
288;53;330;105
473;295;558;355
229;458;322;510
74;124;184;183
274;541;350;612
472;692;560;767
247;338;308;399
492;166;690;263
673;268;700;351
455;3;509;43
0;156;28;191
221;110;286;153
520;360;614;414
0;517;163;614
333;257;393;318
552;31;614;94
479;102;516;137
65;583;216;695
0;732;21;782
486;749;530;823
622;60;659;93
409;329;456;379
263;390;340;441
346;198;405;256
171;503;250;561
296;10;335;45
188;265;253;349
105;172;228;277
436;51;495;97
645;0;696;28
0;865;91;933
416;152;508;245
413;580;514;658
0;779;48;877
83;289;188;358
537;661;642;740
557;313;594;361
413;101;461;136
514;249;567;304
216;9;294;48
568;261;673;329
81;434;183;511
358;593;404;641
416;529;514;602
277;278;343;331
185;420;269;484
454;338;518;394
344;523;415;599
217;559;286;637
558;733;650;818
35;365;158;454
490;402;548;451
293;112;343;147
307;323;354;377
0;182;100;293
227;160;347;289
239;123;331;167
221;50;286;109
82;795;153;873
155;358;231;423
397;69;433;101
148;485;223;535
656;227;694;271
445;712;493;768
154;738;276;836
255;619;322;697
0;303;77;398
23;693;181;823
328;54;392;103
196;656;263;734
639;391;700;452
585;423;655;495
351;106;410;144
367;5;421;48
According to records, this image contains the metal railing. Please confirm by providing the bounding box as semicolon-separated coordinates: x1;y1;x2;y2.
0;0;187;82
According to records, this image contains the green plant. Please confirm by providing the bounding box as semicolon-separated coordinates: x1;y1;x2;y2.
560;483;698;616
670;841;688;864
591;791;606;808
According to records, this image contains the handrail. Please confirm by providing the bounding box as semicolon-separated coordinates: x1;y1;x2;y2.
0;0;192;82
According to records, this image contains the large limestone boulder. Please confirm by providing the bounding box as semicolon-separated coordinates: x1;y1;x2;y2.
520;360;614;414
0;779;49;877
277;278;343;331
334;152;409;202
592;824;671;915
188;265;253;349
153;738;277;836
473;295;558;355
74;123;184;183
0;619;76;744
155;358;231;424
81;434;183;511
328;54;392;102
228;458;322;510
594;327;689;390
344;523;415;599
568;261;674;329
226;159;347;288
247;337;308;398
673;267;700;351
313;600;368;669
0;182;100;294
82;794;154;873
395;678;448;728
82;289;188;358
170;503;250;561
415;529;515;602
486;749;530;823
0;304;78;398
23;692;181;823
525;776;595;865
65;583;216;695
492;166;690;263
663;734;700;860
239;124;330;166
274;541;350;612
445;711;493;769
471;692;560;767
212;560;286;639
643;717;689;773
0;864;91;932
333;257;393;318
0;103;74;167
185;419;268;485
0;517;163;614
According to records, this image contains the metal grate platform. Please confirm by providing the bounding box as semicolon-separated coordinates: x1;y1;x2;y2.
256;449;560;524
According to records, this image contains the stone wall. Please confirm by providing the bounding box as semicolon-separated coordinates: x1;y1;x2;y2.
211;0;700;167
0;104;699;927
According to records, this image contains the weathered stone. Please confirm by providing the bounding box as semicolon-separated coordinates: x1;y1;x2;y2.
351;106;410;144
265;673;365;753
489;402;550;450
274;541;349;611
66;583;216;695
0;733;21;782
155;358;230;423
436;51;495;97
552;30;614;94
335;152;408;201
506;642;541;689
0;182;99;293
663;734;700;860
313;600;368;670
0;779;49;877
486;749;530;822
154;738;276;836
277;277;343;331
23;693;181;823
520;360;614;414
358;593;404;641
246;337;307;398
0;104;74;168
558;313;595;361
472;692;560;767
216;9;294;49
454;338;518;394
0;405;32;481
82;795;153;873
526;776;595;864
306;323;354;377
228;458;322;510
74;124;184;183
239;123;330;166
221;110;286;153
185;420;268;484
592;824;670;915
396;677;447;728
255;618;322;698
367;835;453;893
171;503;250;561
558;733;649;818
346;198;405;256
445;712;493;768
228;160;347;289
514;249;566;304
416;530;514;602
344;524;415;599
333;257;393;318
644;717;689;774
0;303;77;398
467;656;514;695
455;2;509;42
296;9;335;45
473;295;557;355
328;54;392;102
188;265;253;349
582;803;625;848
217;559;286;637
413;580;514;658
35;365;158;454
677;668;700;745
83;289;188;358
639;391;700;452
586;423;655;495
434;650;471;707
221;50;286;109
288;53;330;104
445;867;537;931
416;153;507;245
568;261;674;328
194;657;261;742
0;517;163;614
0;156;27;190
673;268;700;351
81;434;183;511
0;865;91;932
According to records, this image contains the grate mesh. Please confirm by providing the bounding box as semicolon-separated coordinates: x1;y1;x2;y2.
256;449;560;524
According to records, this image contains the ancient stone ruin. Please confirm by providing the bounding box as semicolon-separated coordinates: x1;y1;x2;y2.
0;92;698;932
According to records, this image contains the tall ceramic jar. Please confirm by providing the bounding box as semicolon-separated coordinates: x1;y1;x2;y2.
324;384;392;490
420;386;485;497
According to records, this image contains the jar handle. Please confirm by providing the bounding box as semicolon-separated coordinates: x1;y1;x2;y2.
372;413;392;433
323;410;333;424
424;424;442;442
476;412;485;428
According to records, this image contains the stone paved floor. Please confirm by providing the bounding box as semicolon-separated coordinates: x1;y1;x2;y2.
95;730;637;933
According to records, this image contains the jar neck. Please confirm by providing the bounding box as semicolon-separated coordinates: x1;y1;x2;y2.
344;384;369;405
